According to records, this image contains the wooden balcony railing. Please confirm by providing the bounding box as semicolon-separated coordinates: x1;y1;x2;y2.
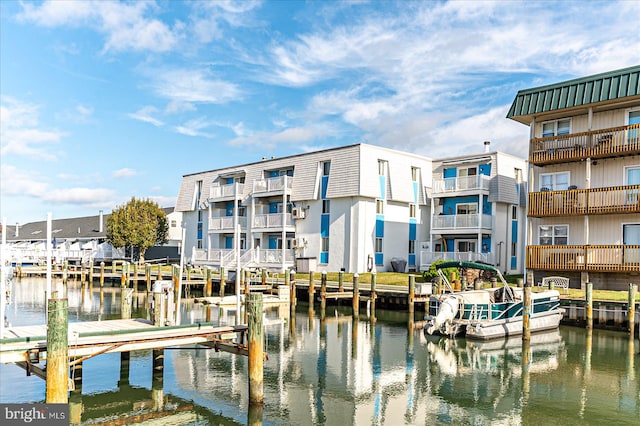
527;245;640;272
528;184;640;217
529;123;640;165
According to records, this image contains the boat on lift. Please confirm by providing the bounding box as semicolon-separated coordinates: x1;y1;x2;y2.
424;261;564;340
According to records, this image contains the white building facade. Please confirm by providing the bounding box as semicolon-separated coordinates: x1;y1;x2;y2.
422;144;528;275
175;144;433;273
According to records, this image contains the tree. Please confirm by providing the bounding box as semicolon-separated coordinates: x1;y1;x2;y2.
106;198;168;264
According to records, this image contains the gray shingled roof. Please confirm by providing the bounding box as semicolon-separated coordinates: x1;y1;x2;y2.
507;65;640;124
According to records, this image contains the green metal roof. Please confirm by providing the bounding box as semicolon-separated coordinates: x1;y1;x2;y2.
507;65;640;121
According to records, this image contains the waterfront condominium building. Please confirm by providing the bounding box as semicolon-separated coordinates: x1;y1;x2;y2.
507;65;640;290
424;142;527;275
175;143;433;273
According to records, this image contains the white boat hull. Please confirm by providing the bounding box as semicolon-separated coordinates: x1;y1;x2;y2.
464;309;564;340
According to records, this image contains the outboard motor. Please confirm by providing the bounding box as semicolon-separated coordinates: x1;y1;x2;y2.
426;296;459;335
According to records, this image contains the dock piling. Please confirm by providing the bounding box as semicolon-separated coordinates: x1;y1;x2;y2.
408;275;415;315
220;267;226;297
46;296;69;403
320;271;327;320
205;267;212;297
309;271;315;305
370;271;377;318
248;293;264;405
586;282;593;329
353;273;359;317
628;283;637;336
99;262;105;287
523;280;532;341
338;271;344;292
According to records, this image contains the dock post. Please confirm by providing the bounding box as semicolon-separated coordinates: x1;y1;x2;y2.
284;268;290;297
220;267;226;297
628;283;637;336
63;261;68;285
548;279;555;291
308;271;315;305
133;263;138;289
157;263;162;281
205;267;212;297
146;264;152;292
517;278;524;288
80;263;86;285
243;268;249;296
121;287;131;320
338;271;344;292
353;273;360;317
248;292;264;405
290;271;297;304
523;279;532;341
320;271;327;320
46;296;68;403
120;262;126;288
408;275;415;316
490;277;497;288
261;268;267;286
586;282;593;329
187;264;192;282
88;261;93;285
370;271;377;317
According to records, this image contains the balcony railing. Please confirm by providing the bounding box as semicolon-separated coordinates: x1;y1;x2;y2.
191;248;295;266
210;183;244;200
528;185;640;217
432;175;491;194
527;245;640;272
208;216;247;231
529;123;640;165
420;251;494;267
431;214;492;230
253;176;292;195
253;213;293;229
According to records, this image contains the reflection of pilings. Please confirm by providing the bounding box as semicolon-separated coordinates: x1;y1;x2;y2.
70;358;83;392
289;305;296;339
628;335;636;382
315;322;327;425
152;349;164;412
308;306;315;331
521;338;531;404
372;323;382;424
351;318;358;360
585;328;592;375
248;293;264;405
119;352;130;388
247;403;264;426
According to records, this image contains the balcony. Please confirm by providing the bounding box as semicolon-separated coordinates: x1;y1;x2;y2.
432;175;491;194
252;176;292;197
208;216;247;232
529;123;640;165
528;184;640;217
527;245;640;272
431;214;492;231
252;213;293;230
210;183;244;202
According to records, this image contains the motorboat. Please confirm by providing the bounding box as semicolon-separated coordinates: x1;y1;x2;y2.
424;261;564;340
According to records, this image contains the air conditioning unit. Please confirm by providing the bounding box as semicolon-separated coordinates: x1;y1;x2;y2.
292;237;306;248
292;207;306;219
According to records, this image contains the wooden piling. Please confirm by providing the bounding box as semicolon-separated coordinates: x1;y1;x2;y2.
320;271;327;320
522;280;531;341
157;264;162;281
308;271;315;305
353;273;359;317
370;272;377;316
244;268;250;296
88;261;93;285
220;267;226;297
290;271;296;304
338;271;344;292
146;264;152;292
153;290;165;326
99;262;105;287
628;283;637;335
517;278;524;288
261;268;267;286
121;262;127;288
46;296;69;403
586;282;593;329
248;293;264;405
63;261;68;285
408;275;415;315
205;267;212;297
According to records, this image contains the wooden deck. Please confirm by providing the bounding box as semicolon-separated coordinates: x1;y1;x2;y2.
0;319;248;364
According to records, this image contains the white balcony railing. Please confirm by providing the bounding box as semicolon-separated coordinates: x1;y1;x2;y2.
208;216;247;231
431;214;492;230
210;183;244;200
252;213;293;229
252;176;292;194
419;251;494;267
432;175;490;194
191;247;295;267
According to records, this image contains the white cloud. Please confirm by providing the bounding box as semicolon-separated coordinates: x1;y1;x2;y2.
112;168;138;179
228;124;333;148
149;68;241;106
129;106;164;127
0;96;65;161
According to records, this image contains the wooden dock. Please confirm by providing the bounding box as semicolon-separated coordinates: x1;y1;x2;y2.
0;319;248;365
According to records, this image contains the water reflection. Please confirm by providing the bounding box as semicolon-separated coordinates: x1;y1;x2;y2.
0;278;638;425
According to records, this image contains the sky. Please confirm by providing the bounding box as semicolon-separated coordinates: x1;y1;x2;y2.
1;0;639;225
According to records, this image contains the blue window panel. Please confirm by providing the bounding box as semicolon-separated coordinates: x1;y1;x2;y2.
375;253;384;265
268;236;278;250
512;221;518;243
483;195;492;215
321;214;330;237
225;177;234;184
226;202;234;216
320;252;329;264
225;236;233;249
443;168;457;178
197;228;203;240
408;254;416;266
321;176;329;199
379;176;386;200
479;163;491;176
412;182;418;204
269;202;280;214
409;221;417;240
482;236;491;253
270;170;279;177
445;238;454;252
375;216;384;238
511;256;517;269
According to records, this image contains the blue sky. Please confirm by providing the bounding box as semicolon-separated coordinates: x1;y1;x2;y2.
1;0;639;225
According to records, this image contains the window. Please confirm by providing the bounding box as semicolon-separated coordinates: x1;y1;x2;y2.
540;172;569;191
542;119;571;137
408;240;415;254
512;205;517;220
458;167;477;177
456;203;478;215
375;238;383;252
171;220;177;227
411;167;419;181
378;160;386;176
514;168;523;183
376;199;384;214
539;225;568;245
322;200;331;214
322;237;330;252
322;161;331;176
409;204;416;218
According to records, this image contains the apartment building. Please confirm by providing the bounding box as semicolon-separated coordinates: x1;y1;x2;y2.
175;143;433;273
424;142;527;275
507;65;640;290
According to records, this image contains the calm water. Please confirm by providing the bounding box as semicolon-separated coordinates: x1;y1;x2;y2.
1;277;638;425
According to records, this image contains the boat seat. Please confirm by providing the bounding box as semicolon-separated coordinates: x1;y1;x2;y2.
539;276;570;293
